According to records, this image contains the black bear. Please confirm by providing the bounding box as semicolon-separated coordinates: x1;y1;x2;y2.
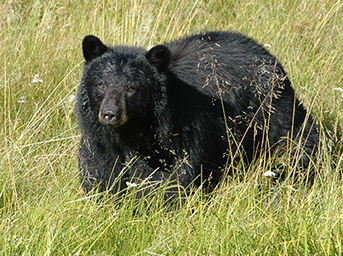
76;31;319;197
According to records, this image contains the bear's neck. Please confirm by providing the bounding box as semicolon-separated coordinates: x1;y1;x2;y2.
116;114;155;148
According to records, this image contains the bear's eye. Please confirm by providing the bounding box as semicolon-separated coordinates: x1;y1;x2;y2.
98;83;107;91
127;86;135;93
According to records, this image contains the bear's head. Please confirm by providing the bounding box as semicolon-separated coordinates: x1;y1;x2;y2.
81;35;172;129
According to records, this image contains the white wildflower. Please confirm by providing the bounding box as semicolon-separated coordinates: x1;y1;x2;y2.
263;171;276;177
17;96;26;103
32;74;43;83
264;44;271;49
125;182;138;187
68;94;75;104
62;94;76;110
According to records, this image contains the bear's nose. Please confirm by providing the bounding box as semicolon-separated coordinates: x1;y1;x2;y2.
102;110;116;122
99;108;118;126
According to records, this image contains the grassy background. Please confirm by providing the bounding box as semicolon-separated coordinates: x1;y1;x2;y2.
1;0;343;255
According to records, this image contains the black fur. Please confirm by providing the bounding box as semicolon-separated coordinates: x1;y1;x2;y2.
76;31;319;197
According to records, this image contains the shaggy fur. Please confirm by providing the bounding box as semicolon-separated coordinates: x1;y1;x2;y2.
76;32;318;196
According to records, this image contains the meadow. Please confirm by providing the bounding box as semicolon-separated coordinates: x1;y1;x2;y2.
1;0;343;255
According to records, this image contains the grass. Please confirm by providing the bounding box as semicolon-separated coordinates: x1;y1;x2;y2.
1;0;343;255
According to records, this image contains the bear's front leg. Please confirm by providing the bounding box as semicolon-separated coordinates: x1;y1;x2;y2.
78;134;122;193
121;152;193;201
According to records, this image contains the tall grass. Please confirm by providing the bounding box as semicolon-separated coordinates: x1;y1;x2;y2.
1;0;343;255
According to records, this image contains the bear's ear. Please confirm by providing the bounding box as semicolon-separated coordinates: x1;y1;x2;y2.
146;45;171;72
82;35;108;62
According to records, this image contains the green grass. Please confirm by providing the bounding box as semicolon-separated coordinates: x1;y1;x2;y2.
1;0;343;255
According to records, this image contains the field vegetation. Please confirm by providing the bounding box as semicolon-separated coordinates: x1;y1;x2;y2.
1;0;343;254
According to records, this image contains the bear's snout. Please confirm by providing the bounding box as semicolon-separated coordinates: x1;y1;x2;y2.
98;105;128;128
99;108;116;123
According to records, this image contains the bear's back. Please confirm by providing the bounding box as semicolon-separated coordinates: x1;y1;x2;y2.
166;32;280;97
